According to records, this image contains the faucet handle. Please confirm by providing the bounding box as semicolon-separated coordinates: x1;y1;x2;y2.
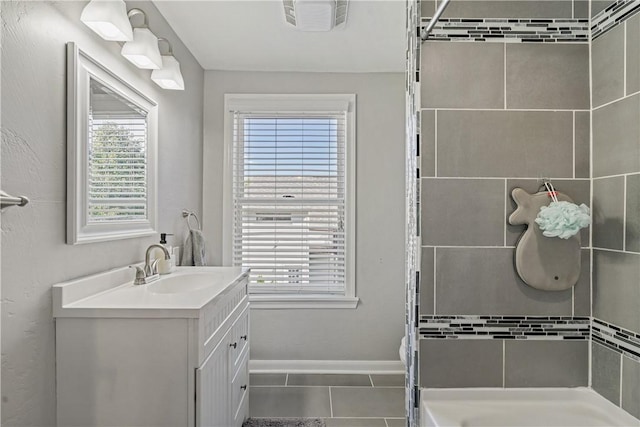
129;265;146;285
150;259;160;275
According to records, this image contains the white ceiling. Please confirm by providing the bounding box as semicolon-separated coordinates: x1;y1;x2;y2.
152;0;406;72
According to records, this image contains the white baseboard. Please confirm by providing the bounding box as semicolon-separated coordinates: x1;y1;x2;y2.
249;359;405;374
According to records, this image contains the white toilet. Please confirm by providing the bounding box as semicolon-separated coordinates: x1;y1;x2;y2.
399;336;407;367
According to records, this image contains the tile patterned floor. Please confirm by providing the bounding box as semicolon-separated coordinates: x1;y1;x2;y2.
249;373;406;427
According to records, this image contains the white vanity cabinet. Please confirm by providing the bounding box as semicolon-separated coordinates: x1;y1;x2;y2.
197;304;250;427
54;267;250;427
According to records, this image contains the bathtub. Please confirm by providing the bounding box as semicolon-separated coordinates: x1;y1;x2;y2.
421;388;640;427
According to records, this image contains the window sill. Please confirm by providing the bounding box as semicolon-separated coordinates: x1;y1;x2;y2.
249;295;359;309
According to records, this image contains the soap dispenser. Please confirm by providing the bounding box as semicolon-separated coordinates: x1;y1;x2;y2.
157;233;175;274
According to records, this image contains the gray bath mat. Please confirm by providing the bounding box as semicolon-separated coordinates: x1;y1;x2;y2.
243;418;326;427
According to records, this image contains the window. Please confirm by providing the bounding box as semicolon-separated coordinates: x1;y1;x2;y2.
67;43;157;244
224;95;356;308
88;81;148;222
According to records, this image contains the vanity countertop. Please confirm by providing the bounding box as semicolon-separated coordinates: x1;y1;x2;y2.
53;266;249;318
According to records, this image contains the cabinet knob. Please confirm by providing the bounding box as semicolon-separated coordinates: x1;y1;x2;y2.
241;385;247;390
241;335;248;341
230;342;237;349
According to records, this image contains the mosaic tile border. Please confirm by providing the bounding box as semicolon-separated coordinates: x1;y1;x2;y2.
593;0;640;40
419;315;590;340
419;316;640;359
420;18;589;43
405;0;420;421
592;318;640;362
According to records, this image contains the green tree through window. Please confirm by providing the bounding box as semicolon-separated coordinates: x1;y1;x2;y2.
88;118;147;221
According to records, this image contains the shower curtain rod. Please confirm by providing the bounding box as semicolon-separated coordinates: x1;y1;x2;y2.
421;0;452;41
0;190;29;211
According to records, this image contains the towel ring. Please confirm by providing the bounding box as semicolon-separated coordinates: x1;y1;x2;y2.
182;209;201;231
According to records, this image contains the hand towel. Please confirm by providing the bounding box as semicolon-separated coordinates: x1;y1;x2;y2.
181;229;206;266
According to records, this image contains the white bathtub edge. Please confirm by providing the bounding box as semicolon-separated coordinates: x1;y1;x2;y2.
420;387;640;427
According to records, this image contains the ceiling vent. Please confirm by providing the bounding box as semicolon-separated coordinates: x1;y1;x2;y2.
283;0;349;32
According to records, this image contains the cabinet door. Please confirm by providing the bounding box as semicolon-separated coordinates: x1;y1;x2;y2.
196;330;231;427
231;349;249;427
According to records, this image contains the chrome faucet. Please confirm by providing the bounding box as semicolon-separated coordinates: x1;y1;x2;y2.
145;244;170;275
130;244;171;285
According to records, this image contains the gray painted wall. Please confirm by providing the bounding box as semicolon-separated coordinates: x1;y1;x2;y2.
591;12;640;419
1;1;204;424
203;71;406;361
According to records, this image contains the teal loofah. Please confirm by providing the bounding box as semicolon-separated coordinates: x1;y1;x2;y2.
535;201;590;239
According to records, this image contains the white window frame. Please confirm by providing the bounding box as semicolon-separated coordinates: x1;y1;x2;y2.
223;94;357;309
66;43;158;244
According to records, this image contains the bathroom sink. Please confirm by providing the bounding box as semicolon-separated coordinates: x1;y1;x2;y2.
53;266;249;318
148;273;219;294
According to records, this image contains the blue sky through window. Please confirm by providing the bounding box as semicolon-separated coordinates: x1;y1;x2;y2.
243;117;339;177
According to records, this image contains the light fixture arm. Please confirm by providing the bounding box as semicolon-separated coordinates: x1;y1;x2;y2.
127;8;150;28
157;38;174;56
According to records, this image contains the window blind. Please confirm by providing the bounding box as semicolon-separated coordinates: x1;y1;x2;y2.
88;111;148;222
232;112;347;295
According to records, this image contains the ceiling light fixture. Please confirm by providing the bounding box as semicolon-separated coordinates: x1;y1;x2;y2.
121;9;163;69
283;0;348;32
80;0;133;41
151;38;185;91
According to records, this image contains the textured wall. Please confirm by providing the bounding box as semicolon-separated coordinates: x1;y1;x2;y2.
0;1;204;425
590;6;640;419
418;3;591;388
203;71;406;361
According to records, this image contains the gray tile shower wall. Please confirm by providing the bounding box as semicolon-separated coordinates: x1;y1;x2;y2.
421;43;504;109
593;94;640;177
506;44;589;109
591;0;640;415
592;341;622;405
424;19;589;43
424;0;622;21
622;356;640;419
591;316;640;416
420;340;504;387
423;1;581;19
434;248;574;316
592;1;613;18
592;318;640;361
504;340;588;387
592;24;625;107
574;112;591;178
626;14;640;93
421;179;505;246
419;247;435;316
592;176;625;250
592;1;640;39
592;339;640;418
435;110;575;177
593;250;640;333
421;1;589;43
627;174;640;252
419;315;590;339
419;338;589;388
418;1;591;389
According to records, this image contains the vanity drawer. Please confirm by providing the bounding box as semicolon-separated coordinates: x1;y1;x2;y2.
230;306;249;373
199;277;248;363
231;350;249;426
